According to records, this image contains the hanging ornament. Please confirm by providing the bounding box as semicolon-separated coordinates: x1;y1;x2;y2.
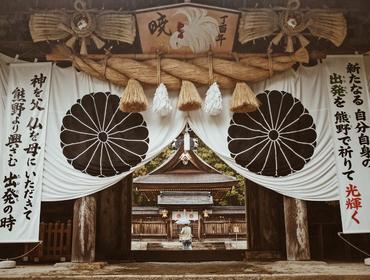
119;79;148;112
204;82;223;116
177;80;202;111
203;54;223;116
153;83;172;116
230;82;260;113
29;0;136;54
152;55;172;116
238;0;346;53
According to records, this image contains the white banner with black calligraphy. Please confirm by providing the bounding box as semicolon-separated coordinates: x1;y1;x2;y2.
0;63;51;242
326;55;370;233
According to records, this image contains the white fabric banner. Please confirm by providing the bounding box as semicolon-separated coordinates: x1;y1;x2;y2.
0;63;51;242
189;64;338;201
326;55;370;233
42;65;186;201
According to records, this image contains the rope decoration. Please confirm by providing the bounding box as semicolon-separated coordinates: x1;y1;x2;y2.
54;45;305;112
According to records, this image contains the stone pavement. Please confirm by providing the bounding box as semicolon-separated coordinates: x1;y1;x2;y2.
1;261;370;279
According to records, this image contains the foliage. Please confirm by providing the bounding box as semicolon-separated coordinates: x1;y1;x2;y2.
133;140;245;206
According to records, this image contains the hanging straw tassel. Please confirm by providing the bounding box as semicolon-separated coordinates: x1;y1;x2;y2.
203;53;222;116
152;55;172;116
153;83;172;116
230;82;260;113
177;80;202;111
204;82;223;116
119;78;148;112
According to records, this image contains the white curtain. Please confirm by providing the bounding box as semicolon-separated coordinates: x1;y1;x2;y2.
0;57;355;203
42;65;186;201
188;63;339;201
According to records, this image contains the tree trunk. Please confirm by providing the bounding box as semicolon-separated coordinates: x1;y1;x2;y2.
71;195;96;263
283;196;311;261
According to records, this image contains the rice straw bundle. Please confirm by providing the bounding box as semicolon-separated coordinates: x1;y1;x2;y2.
230;82;260;113
191;57;270;83
29;12;70;42
306;11;346;47
145;58;234;89
177;80;202;111
238;10;279;44
81;57;128;86
119;79;148;112
273;47;309;64
108;58;181;90
72;56;102;80
95;13;136;44
240;57;295;72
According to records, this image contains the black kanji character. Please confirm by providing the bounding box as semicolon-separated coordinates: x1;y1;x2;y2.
355;121;370;133
346;62;360;74
23;143;41;157
30;73;47;88
338;145;353;158
0;215;16;231
330;73;343;84
148;12;172;37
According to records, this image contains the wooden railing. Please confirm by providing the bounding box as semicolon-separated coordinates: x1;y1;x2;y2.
24;220;72;262
132;220;167;238
203;220;246;237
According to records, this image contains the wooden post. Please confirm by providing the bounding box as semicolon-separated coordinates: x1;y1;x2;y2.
245;179;285;252
120;174;132;259
283;196;311;261
71;195;96;263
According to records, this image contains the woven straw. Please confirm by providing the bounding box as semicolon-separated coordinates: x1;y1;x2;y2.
119;79;148;112
72;56;103;80
29;12;70;42
238;10;279;44
230;82;260;113
82;57;128;86
95;13;136;44
240;57;294;72
191;57;270;83
107;58;180;90
145;58;235;89
306;11;346;47
273;47;309;63
177;80;202;111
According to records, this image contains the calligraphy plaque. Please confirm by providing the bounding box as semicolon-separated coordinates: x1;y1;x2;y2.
135;3;239;54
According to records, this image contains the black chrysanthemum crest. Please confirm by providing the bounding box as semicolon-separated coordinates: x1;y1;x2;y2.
228;90;317;177
60;92;149;177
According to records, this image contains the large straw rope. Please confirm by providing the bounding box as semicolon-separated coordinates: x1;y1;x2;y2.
68;50;296;90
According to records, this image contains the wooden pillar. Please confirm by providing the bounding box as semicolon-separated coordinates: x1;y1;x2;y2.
245;179;285;252
120;174;132;258
96;174;132;260
71;195;96;263
283;196;311;261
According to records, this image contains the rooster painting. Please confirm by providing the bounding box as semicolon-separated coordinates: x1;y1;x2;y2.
169;7;219;53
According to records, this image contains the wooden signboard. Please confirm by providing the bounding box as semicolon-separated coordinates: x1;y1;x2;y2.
135;3;239;54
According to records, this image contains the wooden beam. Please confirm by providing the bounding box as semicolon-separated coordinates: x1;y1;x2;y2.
283;196;311;261
71;195;96;263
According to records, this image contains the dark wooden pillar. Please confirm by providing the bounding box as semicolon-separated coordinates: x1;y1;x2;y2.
96;174;132;260
283;196;311;261
245;179;285;253
120;174;132;258
71;195;96;263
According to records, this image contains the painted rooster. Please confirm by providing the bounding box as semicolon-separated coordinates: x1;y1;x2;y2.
169;7;219;53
